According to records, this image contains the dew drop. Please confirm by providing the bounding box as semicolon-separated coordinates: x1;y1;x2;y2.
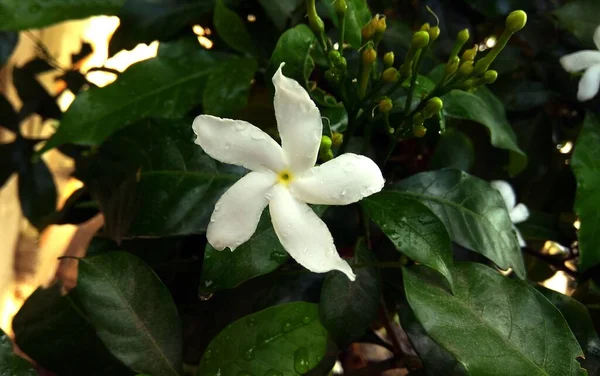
248;318;257;327
250;129;266;140
204;349;212;360
282;321;293;333
293;347;310;374
244;348;255;361
302;316;311;324
418;217;435;226
204;280;214;287
199;292;213;301
269;250;287;262
341;188;347;196
264;369;283;376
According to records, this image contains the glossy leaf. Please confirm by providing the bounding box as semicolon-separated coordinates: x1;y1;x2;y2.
40;49;227;153
214;0;256;55
197;302;328;376
13;285;133;376
429;128;475;171
404;263;585;376
18;158;57;229
321;0;371;49
203;57;258;117
259;0;303;30
319;240;381;347
269;24;317;85
0;31;18;66
572;112;600;273
442;87;527;175
0;329;37;376
0;0;125;31
77;118;241;237
554;0;600;46
74;252;183;376
362;191;454;288
394;169;526;279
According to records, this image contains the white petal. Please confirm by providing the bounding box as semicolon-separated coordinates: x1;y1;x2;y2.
269;185;355;280
290;153;384;205
272;63;322;174
577;64;600;102
192;115;285;172
560;51;600;72
510;203;530;224
490;180;516;211
207;171;277;251
515;227;526;247
594;25;600;51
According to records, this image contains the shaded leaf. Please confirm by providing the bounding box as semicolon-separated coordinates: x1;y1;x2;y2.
12;66;61;121
554;0;600;46
429;128;474;171
0;329;37;376
0;94;18;132
197;302;328;376
18;158;57;229
393;169;526;278
463;0;535;17
269;24;317;86
75;252;183;376
259;0;303;30
404;263;585;376
321;0;371;49
203;57;258;117
214;0;256;55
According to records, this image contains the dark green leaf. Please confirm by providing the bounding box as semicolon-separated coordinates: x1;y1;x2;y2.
383;20;413;50
39;49;227;153
393;169;526;279
495;80;552;112
197;302;328;375
321;105;348;133
0;0;125;31
75;252;183;376
319;240;380;347
321;0;371;49
203;57;258;117
429;128;474;171
269;24;317;86
0;329;36;376
0;94;17;132
18;158;57;229
0;143;16;187
572;112;600;273
442;87;527;175
214;0;256;55
259;0;303;30
404;263;585;376
77;118;241;237
13;66;61;121
13;285;133;376
554;0;600;46
0;31;18;66
362;191;454;288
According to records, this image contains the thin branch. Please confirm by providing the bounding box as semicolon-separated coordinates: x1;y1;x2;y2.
522;247;577;278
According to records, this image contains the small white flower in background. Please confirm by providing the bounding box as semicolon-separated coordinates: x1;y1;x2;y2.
192;63;384;281
490;180;530;247
560;25;600;102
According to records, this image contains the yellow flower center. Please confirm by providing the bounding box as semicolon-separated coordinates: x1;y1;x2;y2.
277;170;293;186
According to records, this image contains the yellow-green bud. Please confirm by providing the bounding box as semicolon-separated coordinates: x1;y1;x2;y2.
362;19;376;41
320;148;334;161
423;97;443;118
328;50;341;63
483;70;498;84
334;0;347;15
428;26;440;41
458;60;474;77
461;46;477;61
332;132;343;148
307;0;324;35
506;10;527;33
320;135;332;150
445;56;460;76
378;97;393;113
362;46;377;65
420;23;430;31
413;124;427;138
412;31;430;49
374;15;386;35
457;28;470;44
383;52;395;67
382;67;398;83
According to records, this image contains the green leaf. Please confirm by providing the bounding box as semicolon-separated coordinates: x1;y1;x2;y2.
259;0;303;30
13;285;133;376
39;48;227;153
269;24;317;86
362;191;454;288
393;169;526;279
442;87;527;176
200;206;327;293
0;0;125;30
404;263;585;376
319;240;381;347
203;57;258;117
214;0;256;55
383;20;413;50
0;31;18;66
429;128;474;171
18;158;57;229
77;118;241;237
197;302;328;375
74;252;183;376
554;0;600;46
572;112;600;273
0;329;36;376
321;0;371;49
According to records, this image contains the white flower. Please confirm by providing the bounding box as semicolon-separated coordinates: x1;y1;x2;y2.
192;64;384;281
560;25;600;102
490;180;530;247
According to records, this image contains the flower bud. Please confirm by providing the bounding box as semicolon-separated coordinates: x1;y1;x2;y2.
423;97;443;118
412;31;430;49
307;0;324;36
374;15;386;35
335;57;347;70
328;50;342;64
461;46;477;61
413;124;427;138
483;70;498;84
420;23;430;31
320;135;333;150
332;132;343;147
378;97;393;113
362;19;376;41
445;56;460;76
382;67;398;83
457;28;470;44
334;0;347;16
320;148;334;161
506;10;527;33
383;51;395;67
428;26;440;42
361;45;377;65
458;60;474;77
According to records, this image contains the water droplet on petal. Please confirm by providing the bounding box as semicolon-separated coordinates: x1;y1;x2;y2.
250;129;266;140
293;347;310;374
235;122;247;131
